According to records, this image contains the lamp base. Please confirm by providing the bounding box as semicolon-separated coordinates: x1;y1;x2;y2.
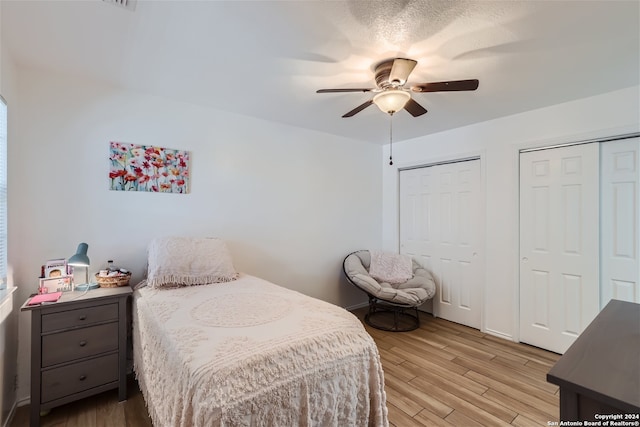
75;283;100;291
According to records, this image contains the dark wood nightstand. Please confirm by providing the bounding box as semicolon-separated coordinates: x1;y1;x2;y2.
21;286;132;427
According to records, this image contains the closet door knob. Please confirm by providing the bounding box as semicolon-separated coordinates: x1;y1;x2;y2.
522;257;529;262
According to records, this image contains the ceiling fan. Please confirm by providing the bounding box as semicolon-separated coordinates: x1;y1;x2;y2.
317;58;479;118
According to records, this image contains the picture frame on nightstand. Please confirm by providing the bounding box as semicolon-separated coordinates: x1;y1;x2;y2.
39;275;73;293
44;258;67;278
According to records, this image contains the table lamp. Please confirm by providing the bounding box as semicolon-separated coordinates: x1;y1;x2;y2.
68;243;97;291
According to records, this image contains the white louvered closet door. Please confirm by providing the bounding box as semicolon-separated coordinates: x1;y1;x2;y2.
519;143;600;354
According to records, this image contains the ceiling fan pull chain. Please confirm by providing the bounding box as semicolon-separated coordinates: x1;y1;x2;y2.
389;113;394;166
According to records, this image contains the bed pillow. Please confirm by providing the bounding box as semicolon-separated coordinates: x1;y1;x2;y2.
147;236;238;288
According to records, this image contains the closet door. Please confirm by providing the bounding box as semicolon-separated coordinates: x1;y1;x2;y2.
519;144;599;354
400;160;484;329
601;137;640;305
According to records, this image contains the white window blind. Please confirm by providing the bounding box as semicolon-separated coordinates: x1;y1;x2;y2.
0;96;6;289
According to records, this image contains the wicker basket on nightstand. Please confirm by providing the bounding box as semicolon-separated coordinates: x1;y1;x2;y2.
95;272;132;288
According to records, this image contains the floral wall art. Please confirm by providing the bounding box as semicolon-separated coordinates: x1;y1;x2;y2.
109;142;190;193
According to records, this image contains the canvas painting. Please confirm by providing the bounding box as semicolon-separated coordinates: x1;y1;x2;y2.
109;142;190;193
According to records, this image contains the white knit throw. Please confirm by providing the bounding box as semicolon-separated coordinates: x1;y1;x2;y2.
369;251;413;284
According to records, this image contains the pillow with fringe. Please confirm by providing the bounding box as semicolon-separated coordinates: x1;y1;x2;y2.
369;250;414;285
147;236;238;288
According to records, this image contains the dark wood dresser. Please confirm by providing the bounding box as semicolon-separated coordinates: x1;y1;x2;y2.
21;286;132;427
547;299;640;422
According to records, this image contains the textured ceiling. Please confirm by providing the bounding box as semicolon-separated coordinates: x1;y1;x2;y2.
2;0;639;143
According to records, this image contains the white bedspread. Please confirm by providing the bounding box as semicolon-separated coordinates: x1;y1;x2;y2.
133;274;388;427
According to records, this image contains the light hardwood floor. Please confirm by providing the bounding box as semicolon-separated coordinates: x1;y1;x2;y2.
352;308;561;427
11;310;560;427
10;377;152;427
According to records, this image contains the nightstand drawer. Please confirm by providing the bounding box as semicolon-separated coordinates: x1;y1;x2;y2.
42;323;118;367
42;303;118;332
41;353;118;403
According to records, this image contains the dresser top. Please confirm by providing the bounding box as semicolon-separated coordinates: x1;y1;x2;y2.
547;299;640;412
21;286;132;312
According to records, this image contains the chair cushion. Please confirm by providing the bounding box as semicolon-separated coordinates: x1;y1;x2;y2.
344;250;436;306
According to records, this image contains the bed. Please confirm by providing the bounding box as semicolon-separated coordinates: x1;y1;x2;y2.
132;237;388;426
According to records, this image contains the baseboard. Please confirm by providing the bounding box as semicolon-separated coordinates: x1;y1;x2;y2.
3;401;16;427
345;301;369;311
484;328;515;342
2;395;31;427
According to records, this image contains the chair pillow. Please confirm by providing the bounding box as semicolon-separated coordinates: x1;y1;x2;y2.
369;250;414;285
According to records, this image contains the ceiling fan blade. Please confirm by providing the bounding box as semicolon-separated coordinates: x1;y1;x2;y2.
316;88;374;93
389;58;417;86
411;79;479;92
403;98;428;117
342;100;374;118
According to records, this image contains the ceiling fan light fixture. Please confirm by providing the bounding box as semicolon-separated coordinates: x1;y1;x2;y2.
317;57;478;118
373;90;411;114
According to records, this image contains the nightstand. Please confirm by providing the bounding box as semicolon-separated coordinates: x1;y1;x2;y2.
21;286;132;427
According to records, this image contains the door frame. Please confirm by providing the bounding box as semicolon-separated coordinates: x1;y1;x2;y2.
513;128;640;344
395;150;487;332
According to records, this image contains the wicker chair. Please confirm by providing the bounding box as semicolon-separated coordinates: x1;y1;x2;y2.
343;250;436;332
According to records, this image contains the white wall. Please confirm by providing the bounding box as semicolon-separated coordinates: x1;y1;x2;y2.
11;67;382;402
382;86;640;341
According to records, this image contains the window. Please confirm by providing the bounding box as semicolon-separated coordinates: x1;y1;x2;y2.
0;96;6;289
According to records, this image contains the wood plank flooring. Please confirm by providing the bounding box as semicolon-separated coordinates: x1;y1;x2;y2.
10;377;152;427
10;310;560;426
351;308;561;427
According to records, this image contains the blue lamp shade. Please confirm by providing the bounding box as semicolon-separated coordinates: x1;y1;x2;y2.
68;243;90;267
68;243;97;290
